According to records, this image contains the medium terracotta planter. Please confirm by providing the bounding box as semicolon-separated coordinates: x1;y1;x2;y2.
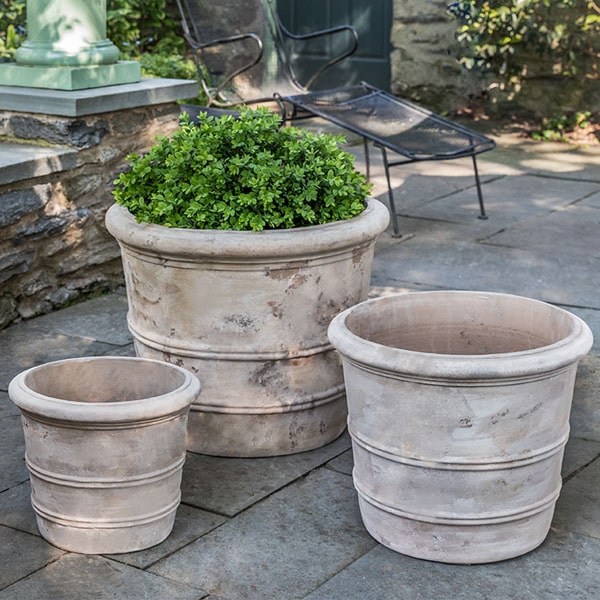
9;356;200;554
328;291;593;564
105;199;389;457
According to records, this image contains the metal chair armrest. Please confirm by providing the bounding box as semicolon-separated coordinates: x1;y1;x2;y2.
189;32;263;56
280;21;358;89
186;32;264;107
263;0;358;90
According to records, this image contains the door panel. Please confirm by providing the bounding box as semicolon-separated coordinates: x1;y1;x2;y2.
277;0;392;90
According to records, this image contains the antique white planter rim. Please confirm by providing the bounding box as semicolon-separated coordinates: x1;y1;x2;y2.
8;356;200;423
328;291;593;380
105;199;389;260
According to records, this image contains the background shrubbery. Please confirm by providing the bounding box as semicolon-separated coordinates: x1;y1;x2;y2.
448;0;599;91
0;0;25;59
1;0;184;60
106;0;183;57
448;0;598;135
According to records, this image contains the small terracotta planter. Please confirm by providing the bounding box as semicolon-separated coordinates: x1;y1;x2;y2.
328;291;593;564
9;356;200;554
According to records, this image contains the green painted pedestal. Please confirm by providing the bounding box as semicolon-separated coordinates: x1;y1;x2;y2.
5;0;141;90
0;61;141;91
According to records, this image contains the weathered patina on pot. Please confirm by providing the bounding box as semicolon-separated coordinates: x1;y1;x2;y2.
328;291;593;564
9;356;200;554
105;198;389;457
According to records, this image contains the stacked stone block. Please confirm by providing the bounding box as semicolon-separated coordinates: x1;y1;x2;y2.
0;103;181;329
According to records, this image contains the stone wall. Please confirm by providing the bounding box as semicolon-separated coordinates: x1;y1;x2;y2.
0;103;182;329
390;0;481;114
390;0;599;117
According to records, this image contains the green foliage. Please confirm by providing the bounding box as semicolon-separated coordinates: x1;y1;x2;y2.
113;108;371;231
139;53;197;80
0;0;25;59
448;1;600;86
531;111;592;141
109;1;202;102
107;0;183;57
139;53;206;106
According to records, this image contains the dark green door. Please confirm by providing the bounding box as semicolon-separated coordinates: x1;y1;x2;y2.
277;0;392;90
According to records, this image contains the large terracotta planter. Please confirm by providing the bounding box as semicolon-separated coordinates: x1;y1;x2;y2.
328;291;593;564
105;199;389;457
9;356;200;554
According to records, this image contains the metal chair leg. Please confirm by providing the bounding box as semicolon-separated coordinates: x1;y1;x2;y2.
363;137;371;181
472;154;488;219
380;146;400;236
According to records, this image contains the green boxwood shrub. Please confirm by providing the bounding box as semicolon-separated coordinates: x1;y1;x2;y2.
113;108;371;231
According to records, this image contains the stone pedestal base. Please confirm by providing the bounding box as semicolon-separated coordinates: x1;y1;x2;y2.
0;61;141;91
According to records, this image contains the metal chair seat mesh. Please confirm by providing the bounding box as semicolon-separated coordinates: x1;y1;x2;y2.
286;85;494;160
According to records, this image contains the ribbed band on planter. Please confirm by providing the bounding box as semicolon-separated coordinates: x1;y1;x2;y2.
8;356;200;554
105;199;389;457
327;291;593;564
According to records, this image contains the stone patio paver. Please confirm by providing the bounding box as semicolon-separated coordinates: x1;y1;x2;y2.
388;173;598;228
303;529;600;600
0;553;205;600
181;432;351;516
0;526;65;589
149;467;377;600
570;355;600;439
107;504;228;570
0;415;27;491
14;292;131;347
553;457;600;540
0;480;37;535
0;329;119;391
484;193;600;256
0;390;19;419
372;233;600;309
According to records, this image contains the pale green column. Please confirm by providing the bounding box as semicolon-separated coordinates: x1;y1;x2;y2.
16;0;120;66
0;0;140;90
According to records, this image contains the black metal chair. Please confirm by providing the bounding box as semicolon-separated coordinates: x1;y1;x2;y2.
175;0;358;107
175;0;496;236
